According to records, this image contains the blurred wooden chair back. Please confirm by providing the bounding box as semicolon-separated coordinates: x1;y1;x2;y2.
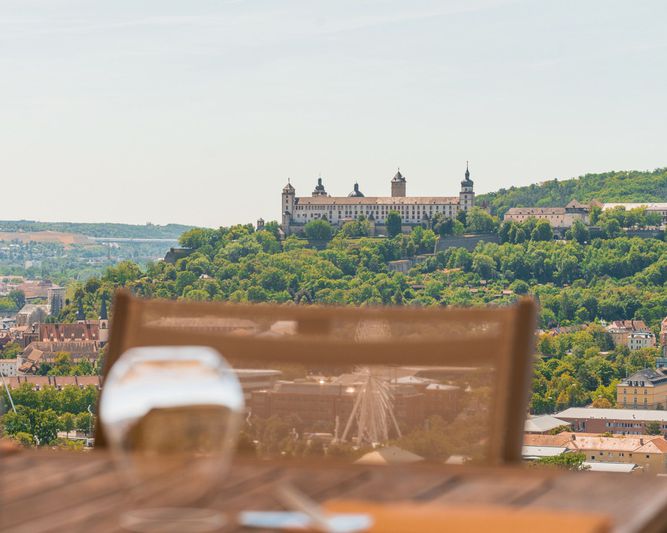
96;290;536;464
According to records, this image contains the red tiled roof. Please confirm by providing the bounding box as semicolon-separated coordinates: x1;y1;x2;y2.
39;323;99;341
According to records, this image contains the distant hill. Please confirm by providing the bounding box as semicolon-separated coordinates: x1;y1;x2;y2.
477;168;667;217
0;220;196;239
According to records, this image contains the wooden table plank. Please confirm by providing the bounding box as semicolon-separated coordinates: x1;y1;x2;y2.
3;451;667;533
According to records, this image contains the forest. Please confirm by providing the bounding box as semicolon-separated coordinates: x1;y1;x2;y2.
477;167;667;217
0;220;193;239
34;217;663;428
56;219;666;334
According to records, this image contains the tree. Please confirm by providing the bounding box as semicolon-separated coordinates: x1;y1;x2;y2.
386;211;402;238
60;412;76;439
12;432;34;448
0;341;22;360
8;289;25;310
465;207;498;234
75;412;94;435
591;397;612;408
393;416;450;461
2;409;31;435
600;218;621;238
510;279;529;295
33;409;61;444
304;219;334;242
646;421;661;435
341;218;371;238
568;220;590;244
590;205;602;225
535;452;586;471
472;254;496;279
531;220;554;241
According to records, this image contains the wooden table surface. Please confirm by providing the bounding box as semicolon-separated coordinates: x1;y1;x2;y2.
2;450;667;533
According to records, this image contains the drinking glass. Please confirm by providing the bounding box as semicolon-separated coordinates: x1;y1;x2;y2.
100;346;244;532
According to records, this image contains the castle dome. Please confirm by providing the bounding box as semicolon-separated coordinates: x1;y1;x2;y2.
348;182;365;197
461;162;473;187
312;177;328;197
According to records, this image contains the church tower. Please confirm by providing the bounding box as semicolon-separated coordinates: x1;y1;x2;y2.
391;170;406;197
459;162;475;211
99;295;109;346
76;297;86;324
281;180;295;235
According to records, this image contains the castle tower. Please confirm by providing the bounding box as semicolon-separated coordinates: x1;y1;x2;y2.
459;161;475;211
391;169;406;197
99;295;109;346
281;180;295;236
312;177;328;197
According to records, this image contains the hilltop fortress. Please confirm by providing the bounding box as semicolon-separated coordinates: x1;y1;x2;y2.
280;165;475;236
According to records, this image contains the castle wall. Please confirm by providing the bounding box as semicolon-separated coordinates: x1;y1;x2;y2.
435;233;500;252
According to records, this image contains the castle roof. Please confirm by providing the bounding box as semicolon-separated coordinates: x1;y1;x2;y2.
505;207;567;216
295;196;459;206
392;170;406;182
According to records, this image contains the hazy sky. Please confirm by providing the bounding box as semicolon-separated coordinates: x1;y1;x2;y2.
2;0;666;227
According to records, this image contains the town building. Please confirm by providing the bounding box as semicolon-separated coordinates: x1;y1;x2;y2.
6;375;103;390
601;203;667;226
15;304;49;327
38;323;101;342
234;369;282;402
47;286;66;315
660;317;667;357
1;317;16;331
250;377;462;432
554;407;667;436
502;200;590;229
524;414;571;434
18;341;100;373
524;432;667;474
13;279;59;301
607;320;656;350
0;358;18;377
280;165;475;236
617;369;667;410
98;296;109;346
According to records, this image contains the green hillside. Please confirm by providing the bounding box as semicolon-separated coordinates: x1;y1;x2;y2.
0;220;195;239
478;168;667;217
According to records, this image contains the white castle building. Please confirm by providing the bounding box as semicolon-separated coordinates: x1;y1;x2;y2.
281;165;475;236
